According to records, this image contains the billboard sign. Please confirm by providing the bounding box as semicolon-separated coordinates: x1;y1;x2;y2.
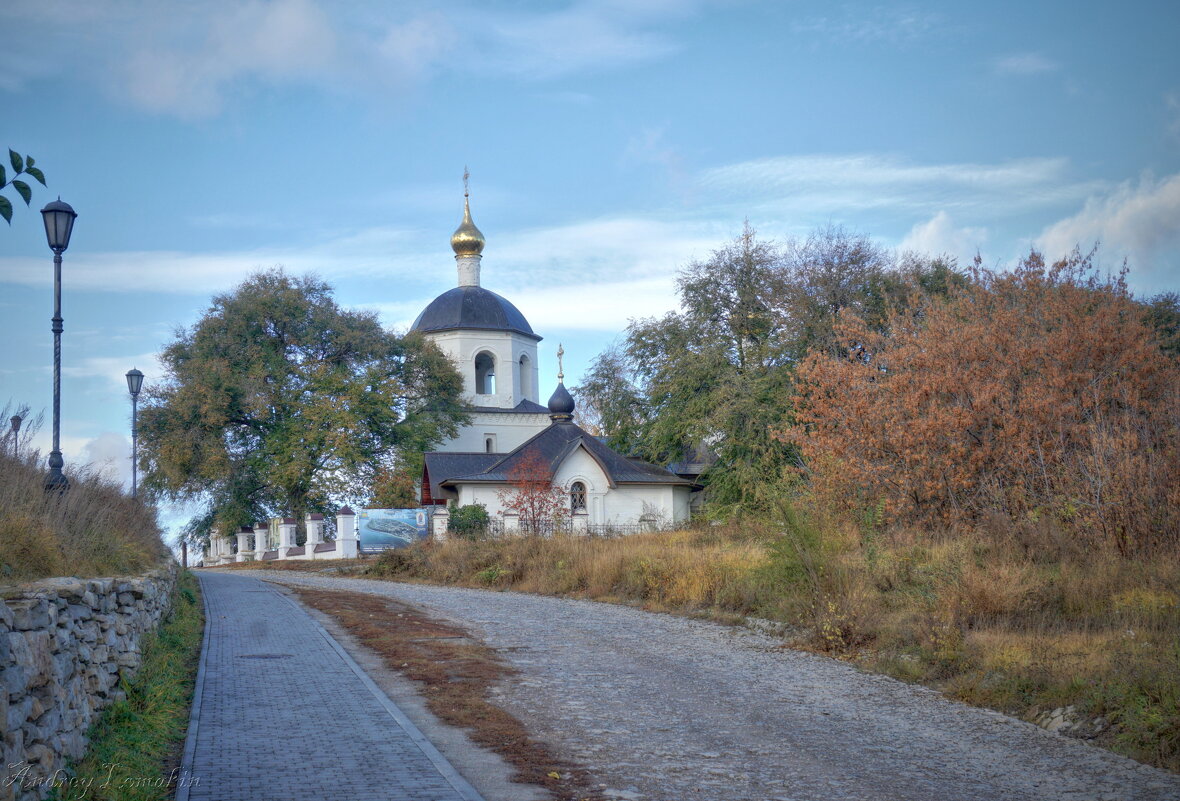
357;508;430;553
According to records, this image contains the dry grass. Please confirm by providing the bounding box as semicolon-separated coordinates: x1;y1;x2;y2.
0;451;168;582
363;517;1180;772
291;587;604;801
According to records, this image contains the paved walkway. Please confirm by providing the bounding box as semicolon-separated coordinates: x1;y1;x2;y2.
178;572;484;801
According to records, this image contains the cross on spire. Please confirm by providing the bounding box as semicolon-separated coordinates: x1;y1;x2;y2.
463;166;470;198
557;343;565;383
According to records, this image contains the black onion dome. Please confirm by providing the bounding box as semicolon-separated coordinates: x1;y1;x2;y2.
547;382;575;419
411;286;540;340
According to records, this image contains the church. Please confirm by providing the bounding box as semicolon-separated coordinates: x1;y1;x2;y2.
412;189;695;531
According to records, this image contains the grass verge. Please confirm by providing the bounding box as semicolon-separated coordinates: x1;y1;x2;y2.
360;519;1179;773
0;449;168;582
50;570;204;801
290;586;603;801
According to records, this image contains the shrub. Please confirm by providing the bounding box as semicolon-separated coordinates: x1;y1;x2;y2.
448;503;491;540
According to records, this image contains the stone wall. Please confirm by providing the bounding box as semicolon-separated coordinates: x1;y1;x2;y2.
1;563;178;801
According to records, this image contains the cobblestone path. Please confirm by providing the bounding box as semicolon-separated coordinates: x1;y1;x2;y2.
178;572;484;801
245;571;1180;801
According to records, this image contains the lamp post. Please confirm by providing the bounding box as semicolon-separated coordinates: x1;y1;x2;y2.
41;198;77;492
125;368;144;498
8;415;20;458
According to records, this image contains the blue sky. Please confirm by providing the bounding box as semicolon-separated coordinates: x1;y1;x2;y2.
2;0;1179;540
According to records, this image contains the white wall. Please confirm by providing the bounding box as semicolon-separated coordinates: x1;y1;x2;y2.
434;410;549;454
453;444;692;526
427;329;540;408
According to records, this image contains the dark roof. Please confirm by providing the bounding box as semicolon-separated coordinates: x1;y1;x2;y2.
437;420;694;489
411;286;541;340
470;399;549;415
423;452;502;500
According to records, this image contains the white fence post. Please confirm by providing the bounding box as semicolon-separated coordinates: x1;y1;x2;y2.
431;507;450;541
305;513;324;560
253;522;268;559
278;518;297;559
336;507;358;559
236;527;251;562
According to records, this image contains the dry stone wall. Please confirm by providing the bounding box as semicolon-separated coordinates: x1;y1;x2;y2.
1;563;178;801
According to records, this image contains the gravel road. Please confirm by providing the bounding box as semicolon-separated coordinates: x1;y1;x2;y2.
241;571;1180;801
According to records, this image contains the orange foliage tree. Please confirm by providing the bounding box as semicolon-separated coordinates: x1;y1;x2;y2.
497;451;569;534
782;250;1180;553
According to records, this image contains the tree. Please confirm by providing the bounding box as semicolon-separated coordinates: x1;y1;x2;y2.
577;224;962;518
140;269;467;543
1;149;47;225
369;456;422;509
783;248;1180;553
497;451;568;534
571;343;645;451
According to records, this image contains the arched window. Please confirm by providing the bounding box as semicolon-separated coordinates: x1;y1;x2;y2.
484;435;496;453
474;351;496;394
569;481;587;512
518;354;532;399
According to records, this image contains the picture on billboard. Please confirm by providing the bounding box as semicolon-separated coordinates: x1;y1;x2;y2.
357;509;430;553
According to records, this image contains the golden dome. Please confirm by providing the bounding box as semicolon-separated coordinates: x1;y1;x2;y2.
450;196;485;257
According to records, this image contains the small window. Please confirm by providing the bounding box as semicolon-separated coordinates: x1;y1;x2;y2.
484;435;496;453
570;481;587;512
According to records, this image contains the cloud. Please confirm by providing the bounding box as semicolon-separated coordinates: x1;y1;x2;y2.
1037;172;1180;290
792;8;939;46
79;431;132;486
119;0;340;117
63;352;165;392
899;211;987;262
993;52;1059;76
699;154;1103;217
1;0;706;116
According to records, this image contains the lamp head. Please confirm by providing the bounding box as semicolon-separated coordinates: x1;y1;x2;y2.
125;368;144;397
40;198;77;253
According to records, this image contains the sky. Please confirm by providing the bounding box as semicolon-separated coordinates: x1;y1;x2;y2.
2;0;1179;542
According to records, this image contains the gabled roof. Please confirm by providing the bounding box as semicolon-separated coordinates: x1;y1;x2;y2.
423;452;501;501
436;420;694;489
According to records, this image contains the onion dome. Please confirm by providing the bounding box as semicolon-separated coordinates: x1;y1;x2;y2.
450;196;485;257
547;382;575;421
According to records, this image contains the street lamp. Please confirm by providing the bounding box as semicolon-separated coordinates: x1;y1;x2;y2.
8;415;21;458
41;198;77;492
125;368;144;498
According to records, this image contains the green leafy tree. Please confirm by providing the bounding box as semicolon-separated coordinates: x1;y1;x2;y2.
139;269;467;543
621;223;798;515
571;343;645;452
1;149;47;224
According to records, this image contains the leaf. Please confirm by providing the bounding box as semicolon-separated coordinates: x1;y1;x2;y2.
547;772;561;780
0;196;12;224
26;167;45;186
12;180;30;205
25;155;34;168
8;149;22;174
0;165;5;186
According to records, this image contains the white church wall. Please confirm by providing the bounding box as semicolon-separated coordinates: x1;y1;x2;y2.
427;329;540;408
553;447;609;523
435;411;549;453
